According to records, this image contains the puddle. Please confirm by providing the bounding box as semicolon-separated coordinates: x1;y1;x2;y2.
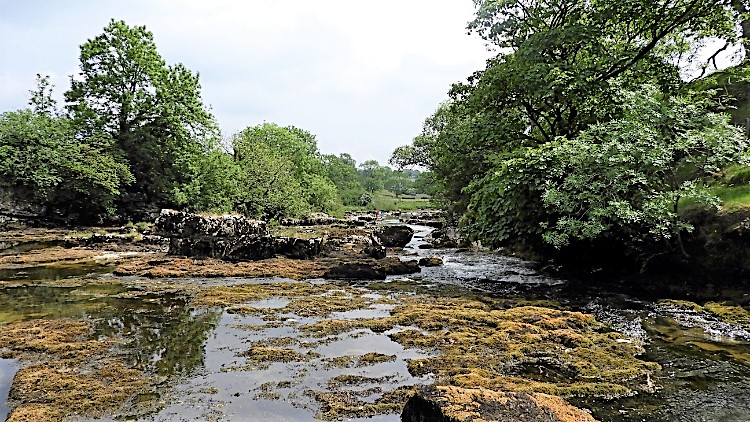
0;240;65;256
0;262;113;282
0;358;18;421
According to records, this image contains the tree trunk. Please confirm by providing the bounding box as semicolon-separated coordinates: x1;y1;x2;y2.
733;0;750;60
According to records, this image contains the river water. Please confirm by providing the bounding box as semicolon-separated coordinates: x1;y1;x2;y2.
1;224;749;421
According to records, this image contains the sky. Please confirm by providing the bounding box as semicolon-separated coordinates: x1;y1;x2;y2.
0;0;492;165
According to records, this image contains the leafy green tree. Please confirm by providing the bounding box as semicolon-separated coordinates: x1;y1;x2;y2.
539;87;748;251
65;20;217;211
0;108;132;216
234;123;340;214
383;170;414;197
358;160;388;193
394;0;743;254
323;153;366;206
231;135;308;219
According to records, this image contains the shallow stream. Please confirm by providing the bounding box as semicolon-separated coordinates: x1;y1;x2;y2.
1;224;749;421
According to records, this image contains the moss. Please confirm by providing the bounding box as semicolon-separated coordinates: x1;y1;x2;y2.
9;361;147;420
302;298;657;400
323;352;397;369
117;256;328;279
0;319;148;421
239;346;320;364
657;299;704;312
704;301;750;325
307;386;418;421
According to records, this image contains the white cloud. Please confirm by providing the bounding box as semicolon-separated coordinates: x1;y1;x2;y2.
0;0;491;164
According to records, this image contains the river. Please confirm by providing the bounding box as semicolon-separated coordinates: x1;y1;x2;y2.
1;223;749;421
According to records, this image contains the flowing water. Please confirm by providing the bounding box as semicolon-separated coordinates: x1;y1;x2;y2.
1;224;749;421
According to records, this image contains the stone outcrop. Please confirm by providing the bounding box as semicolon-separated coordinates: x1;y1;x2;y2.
156;210;322;261
375;225;415;247
401;385;597;422
323;257;420;280
280;213;345;227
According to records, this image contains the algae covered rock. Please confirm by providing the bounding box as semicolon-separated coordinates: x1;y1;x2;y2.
401;385;597;422
419;257;443;267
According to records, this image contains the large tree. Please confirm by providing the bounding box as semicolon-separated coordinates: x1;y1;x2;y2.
393;0;745;257
233;123;340;216
65;20;216;212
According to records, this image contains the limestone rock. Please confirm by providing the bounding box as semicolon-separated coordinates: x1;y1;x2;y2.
401;385;597;422
375;225;415;247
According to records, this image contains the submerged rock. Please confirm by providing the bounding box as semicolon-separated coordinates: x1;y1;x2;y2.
401;385;597;422
375;225;415;247
419;257;443;267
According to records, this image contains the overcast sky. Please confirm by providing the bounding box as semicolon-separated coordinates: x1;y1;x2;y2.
0;0;492;165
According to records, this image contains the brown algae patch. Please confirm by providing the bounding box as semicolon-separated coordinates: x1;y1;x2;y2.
116;256;328;279
205;281;658;418
0;319;148;421
658;299;750;327
323;352;397;369
193;282;394;319
307;386;418;421
301;298;658;399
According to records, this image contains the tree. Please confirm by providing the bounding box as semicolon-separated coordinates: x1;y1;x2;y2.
539;87;748;252
465;87;748;255
231;137;308;219
323;153;366;206
232;123;340;217
393;0;744;254
358;160;388;193
65;20;217;211
0;105;132;217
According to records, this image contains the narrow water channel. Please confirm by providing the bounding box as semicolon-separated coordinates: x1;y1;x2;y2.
0;224;749;421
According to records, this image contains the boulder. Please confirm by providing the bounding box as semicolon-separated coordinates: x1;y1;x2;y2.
155;209;268;238
375;225;415;247
322;257;420;280
401;385;597;422
273;237;323;259
383;258;421;275
323;262;387;280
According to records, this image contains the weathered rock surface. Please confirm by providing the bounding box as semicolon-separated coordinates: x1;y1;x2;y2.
156;209;268;239
375;225;415;247
280;213;345;227
401;385;597;422
156;210;322;260
323;257;420;280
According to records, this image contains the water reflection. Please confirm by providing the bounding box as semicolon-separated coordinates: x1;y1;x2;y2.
0;283;220;383
0;358;18;421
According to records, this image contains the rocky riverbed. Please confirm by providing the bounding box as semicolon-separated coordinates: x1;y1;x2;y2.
0;213;749;421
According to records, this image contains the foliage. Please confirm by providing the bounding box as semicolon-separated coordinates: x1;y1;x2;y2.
467;87;747;251
65;19;217;209
231;123;341;219
0;108;132;215
323;153;366;206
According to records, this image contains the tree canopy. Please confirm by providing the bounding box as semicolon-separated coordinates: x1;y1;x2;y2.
392;0;750;264
65;19;217;212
